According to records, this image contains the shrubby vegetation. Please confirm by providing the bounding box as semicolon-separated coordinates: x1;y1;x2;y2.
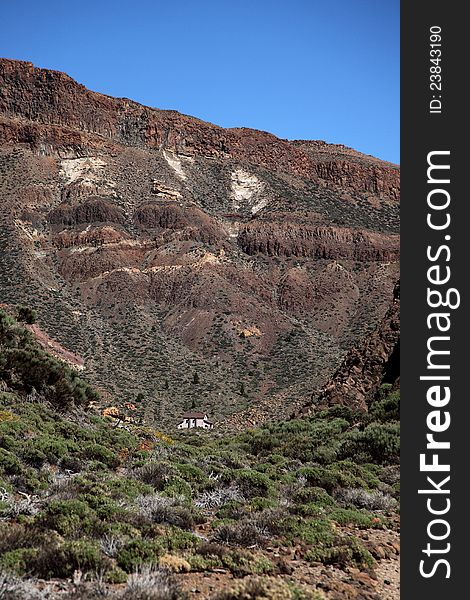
0;309;98;410
0;308;399;598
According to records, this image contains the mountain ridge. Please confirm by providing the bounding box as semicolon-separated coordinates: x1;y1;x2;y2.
0;57;399;428
0;58;399;202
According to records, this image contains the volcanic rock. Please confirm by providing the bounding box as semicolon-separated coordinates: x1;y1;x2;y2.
0;58;399;427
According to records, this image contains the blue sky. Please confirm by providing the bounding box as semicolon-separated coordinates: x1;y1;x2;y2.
0;0;399;163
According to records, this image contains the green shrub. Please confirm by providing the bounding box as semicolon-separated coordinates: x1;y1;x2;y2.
289;518;335;547
80;443;120;469
28;539;103;578
327;507;382;528
249;497;278;512
296;466;342;492
11;467;45;493
87;496;125;522
293;487;335;508
215;500;246;520
22;434;73;467
304;536;374;569
294;503;326;518
117;538;164;572
106;476;153;500
222;551;274;577
174;463;205;484
0;547;37;575
162;476;193;500
188;552;223;571
210;575;321;600
106;566;128;584
0;432;18;452
161;527;199;552
0;448;22;475
16;305;37;325
41;499;97;537
60;539;103;574
232;469;274;499
340;423;400;464
369;389;400;422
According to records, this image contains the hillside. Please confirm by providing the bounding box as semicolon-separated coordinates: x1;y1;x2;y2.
0;58;399;427
0;308;399;599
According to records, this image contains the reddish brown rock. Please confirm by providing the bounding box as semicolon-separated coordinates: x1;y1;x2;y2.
0;59;399;202
304;282;400;413
238;221;399;261
0;58;400;426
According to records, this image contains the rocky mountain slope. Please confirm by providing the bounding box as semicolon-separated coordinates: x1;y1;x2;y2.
297;282;400;417
0;58;399;427
0;307;400;600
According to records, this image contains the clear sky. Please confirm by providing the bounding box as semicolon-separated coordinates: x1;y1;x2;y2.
0;0;399;163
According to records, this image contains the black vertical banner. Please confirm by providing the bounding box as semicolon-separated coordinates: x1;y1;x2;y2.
401;3;467;598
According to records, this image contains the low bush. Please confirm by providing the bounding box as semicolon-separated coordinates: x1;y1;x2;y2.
117;539;165;572
231;469;274;499
15;305;37;325
209;575;322;600
159;527;198;553
106;566;128;584
340;423;400;465
369;388;400;422
162;477;192;500
334;487;397;511
0;547;37;575
174;463;205;484
292;487;335;508
135;494;195;530
22;434;73;467
187;552;222;571
0;448;22;475
158;554;191;573
59;539;103;575
134;462;175;490
288;518;335;547
30;539;103;579
79;443;120;469
39;499;97;538
212;520;266;547
121;566;184;600
221;551;274;577
304;536;374;569
327;507;382;528
249;496;278;511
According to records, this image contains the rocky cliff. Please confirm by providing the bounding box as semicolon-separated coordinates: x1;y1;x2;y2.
299;281;400;415
0;59;399;199
0;58;399;427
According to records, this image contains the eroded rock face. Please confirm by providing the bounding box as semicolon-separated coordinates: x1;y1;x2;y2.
0;59;399;201
48;198;126;227
292;140;400;202
302;282;400;414
0;59;400;426
133;202;225;245
238;221;399;261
